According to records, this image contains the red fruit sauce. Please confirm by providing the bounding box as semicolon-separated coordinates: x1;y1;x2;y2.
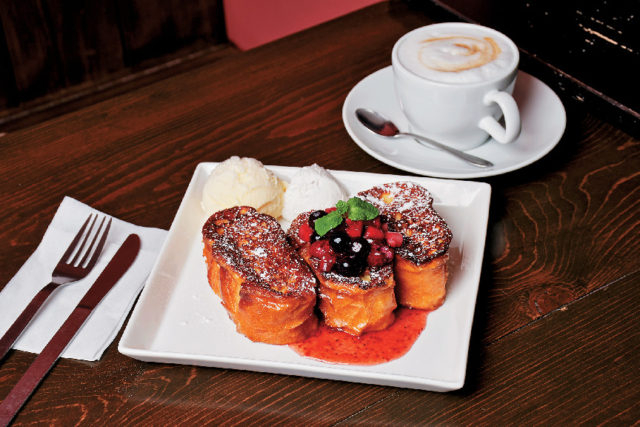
289;308;429;365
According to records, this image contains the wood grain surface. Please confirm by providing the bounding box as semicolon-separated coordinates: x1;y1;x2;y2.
0;2;638;425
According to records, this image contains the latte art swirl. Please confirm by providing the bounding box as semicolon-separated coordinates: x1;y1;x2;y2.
418;36;501;72
396;26;518;84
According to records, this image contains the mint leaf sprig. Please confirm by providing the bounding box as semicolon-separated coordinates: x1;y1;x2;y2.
314;197;379;236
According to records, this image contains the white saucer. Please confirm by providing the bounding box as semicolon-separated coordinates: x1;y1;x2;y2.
342;66;566;179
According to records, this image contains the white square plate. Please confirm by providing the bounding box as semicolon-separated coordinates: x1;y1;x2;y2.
119;163;491;391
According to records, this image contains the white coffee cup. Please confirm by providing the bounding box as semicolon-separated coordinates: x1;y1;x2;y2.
392;23;521;150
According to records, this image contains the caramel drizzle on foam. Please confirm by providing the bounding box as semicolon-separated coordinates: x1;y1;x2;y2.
418;36;501;72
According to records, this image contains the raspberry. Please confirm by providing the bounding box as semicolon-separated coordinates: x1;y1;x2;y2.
345;219;363;238
367;243;393;267
367;250;386;267
363;226;385;241
385;231;403;248
317;254;336;272
298;223;314;242
380;244;394;262
365;217;381;228
310;240;333;258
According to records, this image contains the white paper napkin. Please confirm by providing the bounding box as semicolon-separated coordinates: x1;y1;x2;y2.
0;197;167;361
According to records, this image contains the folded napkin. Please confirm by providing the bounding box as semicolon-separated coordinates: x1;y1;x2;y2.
0;197;167;361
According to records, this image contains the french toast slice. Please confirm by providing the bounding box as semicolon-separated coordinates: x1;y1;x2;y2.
358;182;452;311
202;206;318;344
288;212;396;336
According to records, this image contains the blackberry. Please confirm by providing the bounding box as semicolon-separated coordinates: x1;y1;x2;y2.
308;210;327;227
348;237;370;260
332;255;366;277
328;231;351;254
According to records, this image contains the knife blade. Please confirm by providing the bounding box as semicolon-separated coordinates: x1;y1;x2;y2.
0;234;141;426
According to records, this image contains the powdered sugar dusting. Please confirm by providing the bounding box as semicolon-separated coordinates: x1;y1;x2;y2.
203;206;316;295
358;181;452;264
322;264;394;290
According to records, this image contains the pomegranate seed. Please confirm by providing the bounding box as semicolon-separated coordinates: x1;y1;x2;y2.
363;226;385;240
385;231;403;247
298;223;314;242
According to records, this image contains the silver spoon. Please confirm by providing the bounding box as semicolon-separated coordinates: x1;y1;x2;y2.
356;108;494;168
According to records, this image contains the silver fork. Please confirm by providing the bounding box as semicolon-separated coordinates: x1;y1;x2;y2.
0;214;112;362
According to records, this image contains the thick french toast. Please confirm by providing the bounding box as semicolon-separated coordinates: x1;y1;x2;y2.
288;212;396;336
358;182;452;310
202;206;318;344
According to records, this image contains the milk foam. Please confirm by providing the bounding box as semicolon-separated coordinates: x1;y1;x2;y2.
398;26;517;84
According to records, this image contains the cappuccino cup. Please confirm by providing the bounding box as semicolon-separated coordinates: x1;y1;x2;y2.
392;23;521;150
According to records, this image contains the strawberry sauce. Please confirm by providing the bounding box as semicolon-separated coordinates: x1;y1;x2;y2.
290;308;429;365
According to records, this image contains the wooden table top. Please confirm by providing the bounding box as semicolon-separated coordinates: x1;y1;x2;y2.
1;3;638;425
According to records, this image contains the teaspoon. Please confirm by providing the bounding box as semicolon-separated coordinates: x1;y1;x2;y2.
355;108;494;168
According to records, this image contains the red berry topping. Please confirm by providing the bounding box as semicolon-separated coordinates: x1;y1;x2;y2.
385;231;403;248
380;244;394;262
325;207;337;213
345;219;363;238
365;217;381;228
367;245;386;266
363;226;385;241
310;240;333;258
367;243;394;267
298;222;314;242
317;254;336;272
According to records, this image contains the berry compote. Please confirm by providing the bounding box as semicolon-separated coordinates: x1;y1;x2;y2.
297;204;404;277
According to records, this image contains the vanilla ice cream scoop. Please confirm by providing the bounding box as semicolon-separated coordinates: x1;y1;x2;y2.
282;164;347;223
202;156;286;218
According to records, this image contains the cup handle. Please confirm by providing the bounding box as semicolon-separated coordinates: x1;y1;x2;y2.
478;90;521;144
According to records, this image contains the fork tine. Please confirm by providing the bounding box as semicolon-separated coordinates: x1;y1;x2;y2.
59;214;94;264
70;214;98;266
83;217;112;270
78;216;106;267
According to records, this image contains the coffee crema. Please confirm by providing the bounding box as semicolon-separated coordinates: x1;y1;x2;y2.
397;27;517;84
418;36;501;72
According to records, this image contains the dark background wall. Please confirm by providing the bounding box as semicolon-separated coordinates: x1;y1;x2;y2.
0;0;226;111
0;0;637;134
406;0;639;135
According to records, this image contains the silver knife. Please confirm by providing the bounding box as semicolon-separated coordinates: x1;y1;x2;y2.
0;234;141;426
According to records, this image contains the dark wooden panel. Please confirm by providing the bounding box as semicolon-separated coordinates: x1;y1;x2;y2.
0;0;225;110
429;0;639;112
44;0;124;85
0;18;18;108
116;0;226;66
0;0;63;101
